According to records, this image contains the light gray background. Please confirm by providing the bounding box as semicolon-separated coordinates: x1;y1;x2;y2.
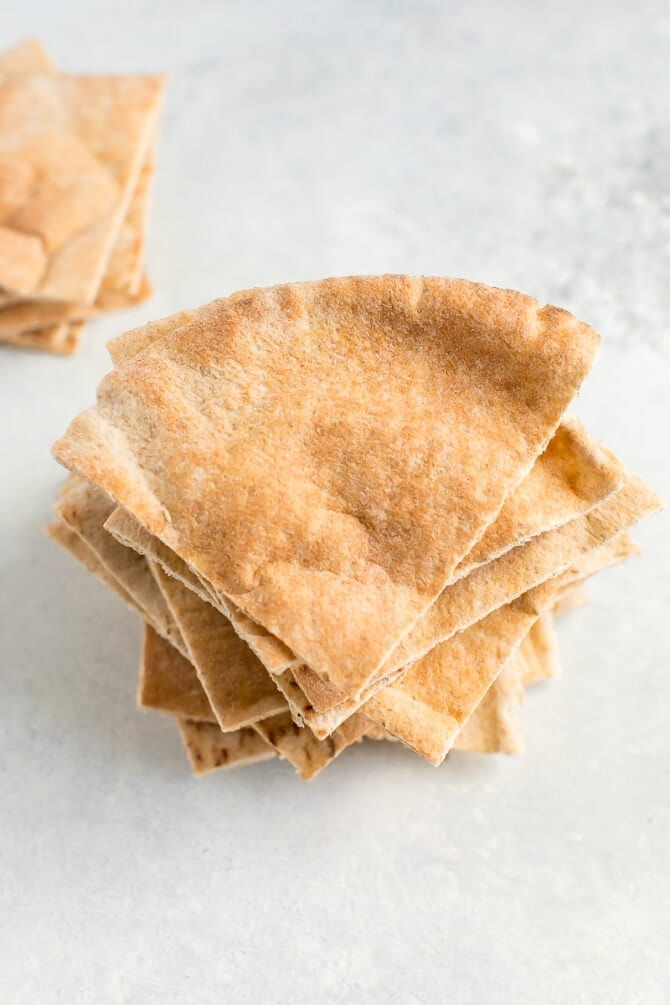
1;2;668;1003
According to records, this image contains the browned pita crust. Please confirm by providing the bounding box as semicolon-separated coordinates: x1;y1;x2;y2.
0;72;164;303
52;277;601;698
178;719;275;775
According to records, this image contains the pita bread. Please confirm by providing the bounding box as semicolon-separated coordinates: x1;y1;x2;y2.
142;626;530;756
149;562;287;731
1;320;85;354
104;506;301;672
56;479;183;649
453;651;526;754
0;39;52;77
362;524;652;763
522;614;561;684
102;414;624;721
372;473;659;681
0;72;164;303
178;719;275;775
553;584;590;616
252;710;369;781
46;519;137;611
140;624;215;722
53;277;601;698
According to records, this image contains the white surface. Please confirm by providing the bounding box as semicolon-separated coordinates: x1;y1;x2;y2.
1;2;669;1002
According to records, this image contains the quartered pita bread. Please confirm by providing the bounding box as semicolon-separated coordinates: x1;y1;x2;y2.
52;277;601;698
149;561;287;730
522;614;561;684
0;71;164;303
140;624;215;723
178;719;275;775
55;479;184;651
362;524;651;763
101;411;624;730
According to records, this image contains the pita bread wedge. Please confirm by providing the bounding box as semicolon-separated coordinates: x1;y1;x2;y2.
373;473;659;680
46;519;137;612
252;710;369;781
553;584;590;616
522;614;561;684
137;619;532;756
53;277;601;699
452;651;527;755
140;624;214;722
102;413;624;722
56;479;182;649
0;72;164;303
105;505;300;672
0;39;52;77
149;562;287;731
362;524;651;763
178;719;275;775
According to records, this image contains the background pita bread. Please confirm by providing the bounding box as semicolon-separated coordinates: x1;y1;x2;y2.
0;71;164;303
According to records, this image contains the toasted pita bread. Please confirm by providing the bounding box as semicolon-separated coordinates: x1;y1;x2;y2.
102;414;624;724
1;320;85;354
553;584;590;615
0;39;52;77
104;505;301;672
252;710;369;781
46;519;137;611
56;479;183;649
522;614;561;684
140;624;214;722
52;277;601;698
178;719;275;775
0;72;164;303
362;524;651;763
149;562;287;731
453;651;527;754
372;473;658;681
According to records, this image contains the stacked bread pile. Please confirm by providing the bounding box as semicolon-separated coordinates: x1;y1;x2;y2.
0;40;165;354
48;276;660;779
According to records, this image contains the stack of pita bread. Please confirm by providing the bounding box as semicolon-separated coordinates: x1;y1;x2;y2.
0;40;165;354
48;276;661;779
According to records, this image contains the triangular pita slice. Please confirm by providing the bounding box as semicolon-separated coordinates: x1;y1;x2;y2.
53;277;601;698
362;527;647;763
178;719;275;775
252;711;369;781
140;624;215;723
149;562;287;730
55;479;183;650
522;614;561;684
